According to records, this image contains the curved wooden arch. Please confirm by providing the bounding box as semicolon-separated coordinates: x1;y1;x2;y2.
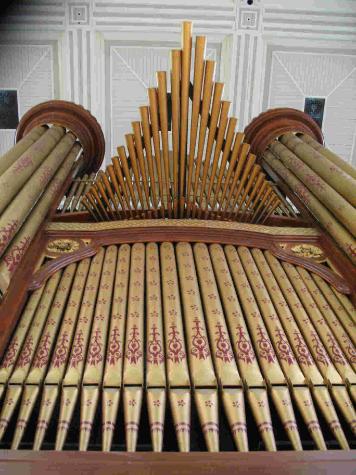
16;100;105;174
269;244;351;294
29;243;100;291
29;225;351;294
244;108;323;159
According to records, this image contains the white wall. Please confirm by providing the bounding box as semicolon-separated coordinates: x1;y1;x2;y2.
0;0;355;167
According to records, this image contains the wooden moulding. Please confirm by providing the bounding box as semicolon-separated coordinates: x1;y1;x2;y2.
0;450;355;475
0;220;354;362
26;222;353;296
16;100;105;174
50;209;312;228
244;108;323;159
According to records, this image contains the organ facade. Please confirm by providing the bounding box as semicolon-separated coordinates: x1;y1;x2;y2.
0;21;355;475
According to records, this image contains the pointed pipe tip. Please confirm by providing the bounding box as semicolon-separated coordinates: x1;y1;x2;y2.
0;423;8;442
151;431;164;452
206;439;220;452
101;444;113;453
175;429;191;453
11;427;25;450
286;430;303;451
334;431;350;450
262;437;277;452
79;432;91;452
311;431;327;451
102;426;115;452
33;433;44;451
126;438;139;452
54;427;68;451
231;431;249;452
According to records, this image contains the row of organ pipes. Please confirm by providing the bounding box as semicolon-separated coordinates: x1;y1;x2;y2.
0;125;83;295
261;132;356;265
80;23;290;223
0;19;355;456
59;173;96;214
0;242;355;451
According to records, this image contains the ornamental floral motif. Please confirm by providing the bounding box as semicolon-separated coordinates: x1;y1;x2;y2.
126;325;142;364
191;318;210;360
256;325;276;363
274;327;295;365
23;397;32;407
46;239;80;255
326;332;346;366
39;166;54;186
33;332;52;368
293;331;313;367
147;324;164;365
305;173;325;192
231;422;247;434
1;337;18;368
69;330;84;368
13;155;33;173
342;334;356;364
174;422;190;435
311;331;330;366
129;311;140;319
52;331;70;368
3;235;31;273
87;328;103;366
235;325;255;364
0;220;19;255
106;326;122;365
284;421;298;431
17;335;33;368
215;322;233;363
167;324;186;363
201;422;219;434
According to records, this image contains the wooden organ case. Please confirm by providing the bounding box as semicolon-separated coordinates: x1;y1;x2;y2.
0;22;355;475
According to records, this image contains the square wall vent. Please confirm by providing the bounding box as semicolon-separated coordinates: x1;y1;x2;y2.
304;97;325;129
0;90;19;129
69;3;89;25
239;8;260;31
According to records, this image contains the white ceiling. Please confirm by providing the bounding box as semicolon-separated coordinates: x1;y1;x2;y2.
0;0;355;166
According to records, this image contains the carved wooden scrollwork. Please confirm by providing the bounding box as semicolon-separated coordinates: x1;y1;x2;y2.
45;238;91;258
29;240;99;291
277;243;326;264
271;243;351;294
